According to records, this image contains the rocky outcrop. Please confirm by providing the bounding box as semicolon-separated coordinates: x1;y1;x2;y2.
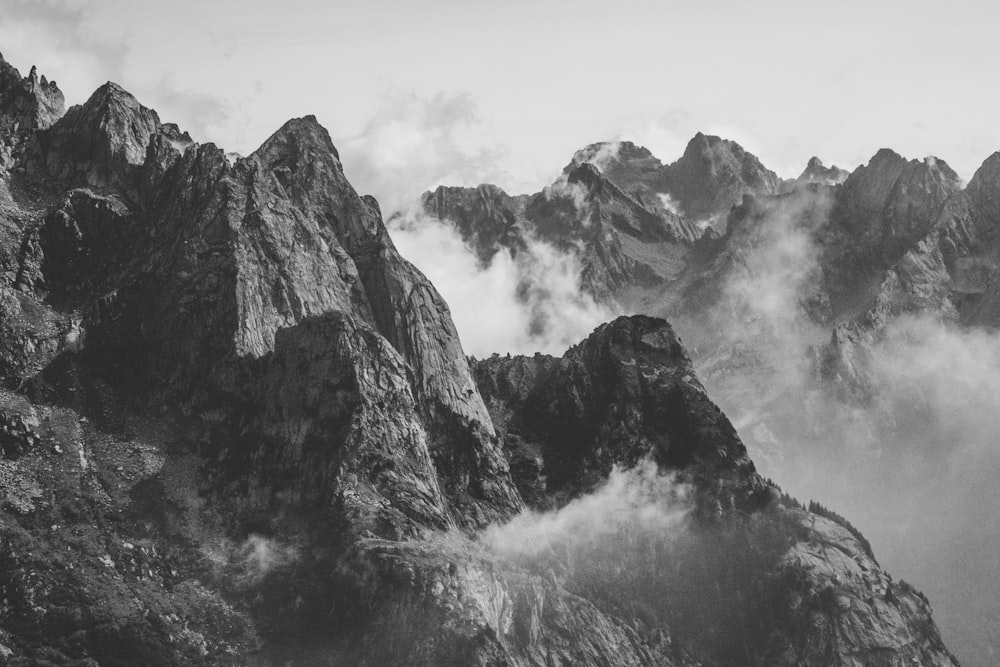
0;57;64;135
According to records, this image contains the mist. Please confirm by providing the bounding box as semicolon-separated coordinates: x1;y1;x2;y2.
678;191;1000;665
389;208;614;356
482;459;690;562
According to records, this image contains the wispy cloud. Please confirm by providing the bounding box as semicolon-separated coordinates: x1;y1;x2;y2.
389;208;614;356
337;91;510;214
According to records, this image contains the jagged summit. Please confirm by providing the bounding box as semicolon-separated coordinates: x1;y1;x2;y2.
259;113;341;159
31;77;160;191
562;139;663;185
660;132;780;223
837;148;963;247
796;156;849;185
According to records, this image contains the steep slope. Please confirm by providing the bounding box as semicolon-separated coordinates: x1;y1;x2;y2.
0;53;958;666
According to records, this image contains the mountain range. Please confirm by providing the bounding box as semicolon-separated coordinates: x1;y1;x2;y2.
411;120;1000;666
0;52;964;665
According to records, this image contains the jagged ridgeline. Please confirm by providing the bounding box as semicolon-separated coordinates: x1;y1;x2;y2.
0;54;957;665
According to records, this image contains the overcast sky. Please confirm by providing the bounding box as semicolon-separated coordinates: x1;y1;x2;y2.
2;0;998;209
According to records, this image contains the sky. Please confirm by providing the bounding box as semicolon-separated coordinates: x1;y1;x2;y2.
2;0;999;211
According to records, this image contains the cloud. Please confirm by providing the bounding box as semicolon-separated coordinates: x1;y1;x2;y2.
235;533;299;577
657;193;682;216
481;459;690;562
542;174;590;218
144;75;239;145
0;0;128;103
619;110;691;165
389;208;614;356
337;92;510;214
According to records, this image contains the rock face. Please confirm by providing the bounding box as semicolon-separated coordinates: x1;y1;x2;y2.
0;53;959;666
660;132;781;225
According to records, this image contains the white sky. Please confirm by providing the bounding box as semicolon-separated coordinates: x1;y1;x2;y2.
2;0;998;209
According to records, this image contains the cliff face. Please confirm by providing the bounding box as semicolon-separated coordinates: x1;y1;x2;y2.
0;54;958;666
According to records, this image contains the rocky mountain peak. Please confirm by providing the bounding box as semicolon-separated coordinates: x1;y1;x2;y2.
0;54;65;136
256;113;340;162
797;156;849;185
564;140;661;175
838;149;962;242
660;132;780;225
965;151;1000;216
562;140;667;202
31;79;160;192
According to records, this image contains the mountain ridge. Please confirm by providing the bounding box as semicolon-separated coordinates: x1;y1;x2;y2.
0;53;959;666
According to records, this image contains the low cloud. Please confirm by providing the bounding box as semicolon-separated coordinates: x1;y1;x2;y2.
389;209;613;356
481;459;690;562
338;92;510;214
234;534;299;578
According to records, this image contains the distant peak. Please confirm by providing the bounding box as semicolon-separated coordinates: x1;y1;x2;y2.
271;114;331;138
869;147;904;164
798;156;849;185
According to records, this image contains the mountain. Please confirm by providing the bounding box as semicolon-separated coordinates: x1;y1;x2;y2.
417;130;1000;664
0;53;958;665
793;156;850;187
418;158;701;304
660;132;781;225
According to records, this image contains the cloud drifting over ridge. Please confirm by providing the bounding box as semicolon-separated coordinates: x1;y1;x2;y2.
481;459;690;561
389;209;613;357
